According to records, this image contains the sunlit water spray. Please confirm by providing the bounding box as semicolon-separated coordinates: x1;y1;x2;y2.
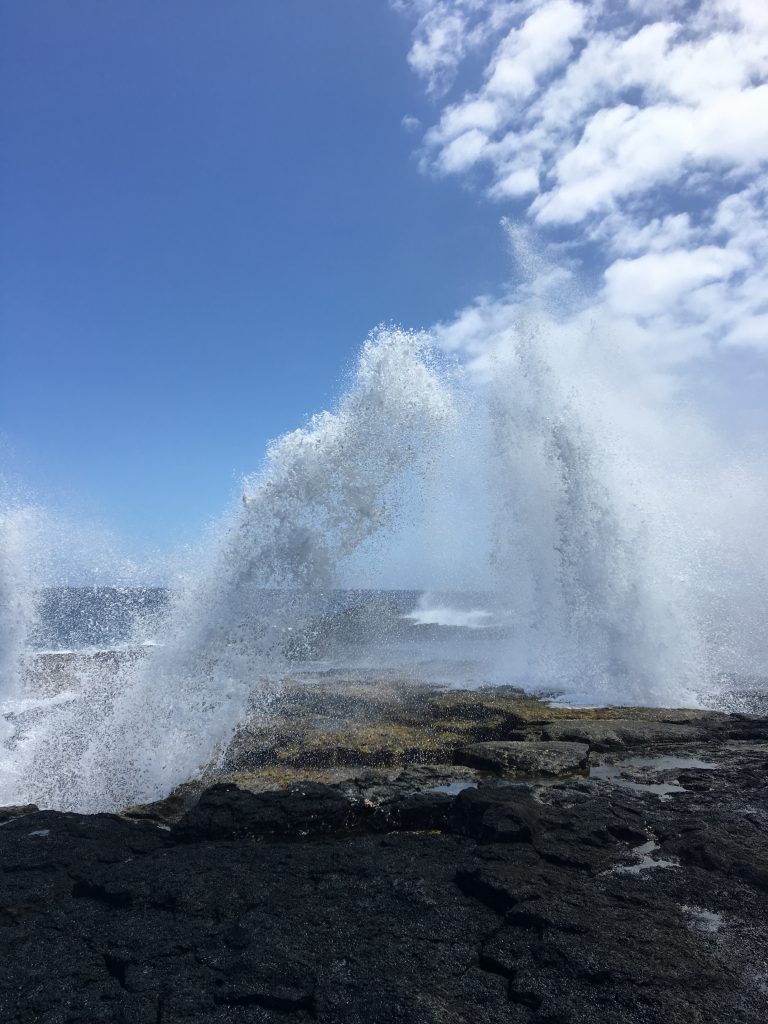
481;332;706;705
1;317;765;811
1;330;457;809
0;508;41;730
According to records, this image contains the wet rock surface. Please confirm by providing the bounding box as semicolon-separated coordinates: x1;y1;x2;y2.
2;726;768;1023
455;739;589;776
541;718;715;749
219;678;751;777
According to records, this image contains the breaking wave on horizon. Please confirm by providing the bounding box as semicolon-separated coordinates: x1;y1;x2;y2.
1;317;766;811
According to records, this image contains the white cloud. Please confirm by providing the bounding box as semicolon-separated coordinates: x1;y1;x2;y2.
408;8;468;91
594;212;697;257
439;127;490;171
392;0;524;95
604;246;749;319
491;166;540;197
485;0;585;100
394;0;768;356
726;315;768;349
534;86;768;225
440;98;500;135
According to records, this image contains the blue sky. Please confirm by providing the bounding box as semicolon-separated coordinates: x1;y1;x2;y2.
2;0;767;562
0;1;510;550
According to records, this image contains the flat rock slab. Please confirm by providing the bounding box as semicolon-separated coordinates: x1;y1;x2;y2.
455;740;589;776
542;718;711;750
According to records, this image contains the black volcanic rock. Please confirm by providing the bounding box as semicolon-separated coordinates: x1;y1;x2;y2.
541;718;715;749
1;744;767;1023
455;739;589;775
173;781;355;840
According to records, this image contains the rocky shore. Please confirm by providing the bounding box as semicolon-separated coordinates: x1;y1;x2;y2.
2;681;767;1022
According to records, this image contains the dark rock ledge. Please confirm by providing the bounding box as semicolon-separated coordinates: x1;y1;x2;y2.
454;739;589;775
2;729;768;1023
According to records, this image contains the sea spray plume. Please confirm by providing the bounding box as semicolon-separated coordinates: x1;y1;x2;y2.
482;324;702;704
240;326;457;586
0;507;40;708
6;309;764;808
12;328;456;811
0;505;46;808
424;218;723;703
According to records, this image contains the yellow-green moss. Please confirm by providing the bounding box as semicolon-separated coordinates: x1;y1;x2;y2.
276;722;466;768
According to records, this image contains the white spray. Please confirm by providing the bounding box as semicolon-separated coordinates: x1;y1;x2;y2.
0;508;40;700
1;313;765;812
3;329;456;811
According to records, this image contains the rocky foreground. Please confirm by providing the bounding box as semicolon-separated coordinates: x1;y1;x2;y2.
2;682;768;1023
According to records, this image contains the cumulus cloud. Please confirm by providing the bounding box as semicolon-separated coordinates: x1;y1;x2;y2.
393;0;523;95
394;0;768;355
401;114;423;133
603;246;750;319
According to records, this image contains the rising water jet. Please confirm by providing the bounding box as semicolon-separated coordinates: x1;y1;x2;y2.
1;313;765;812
